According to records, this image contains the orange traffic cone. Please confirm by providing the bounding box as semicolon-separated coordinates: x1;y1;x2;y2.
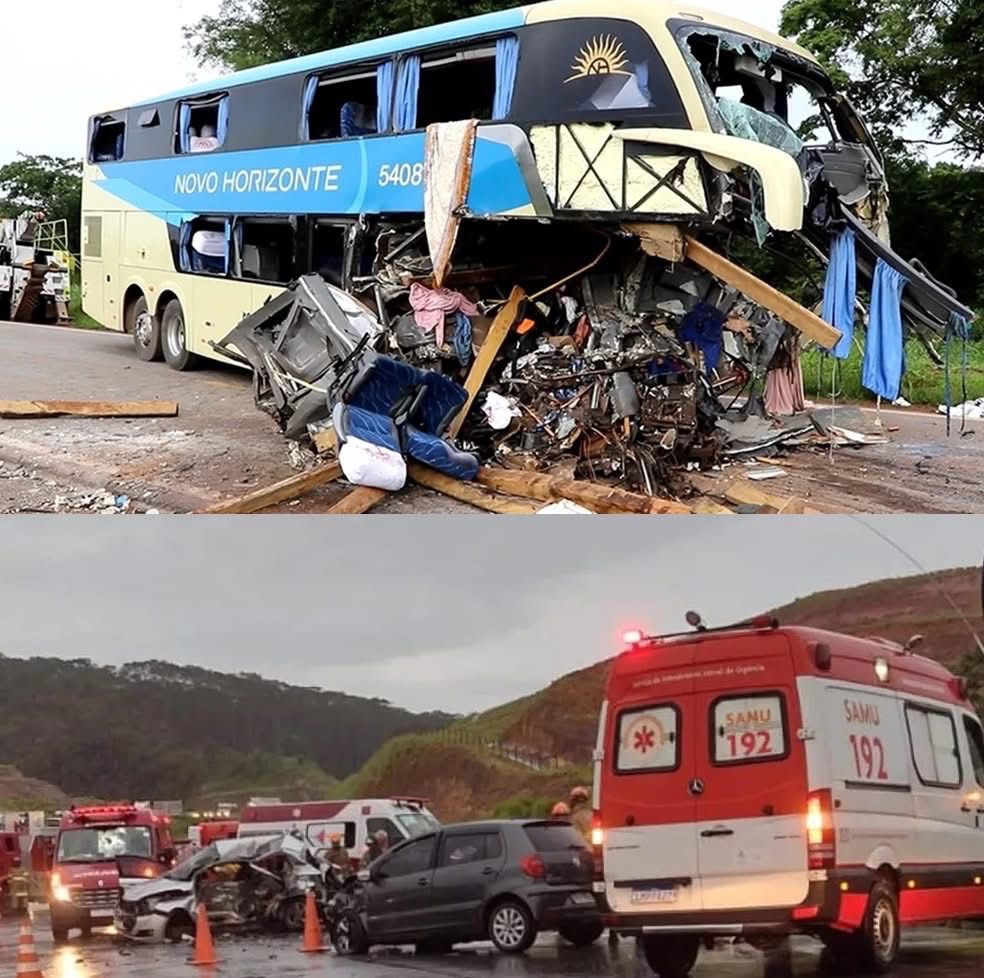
301;889;328;953
16;920;44;978
192;904;217;966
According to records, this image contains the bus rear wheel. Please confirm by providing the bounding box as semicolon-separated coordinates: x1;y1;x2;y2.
128;295;162;362
161;298;197;371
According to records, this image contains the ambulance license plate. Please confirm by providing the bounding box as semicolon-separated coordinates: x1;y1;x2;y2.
630;887;678;905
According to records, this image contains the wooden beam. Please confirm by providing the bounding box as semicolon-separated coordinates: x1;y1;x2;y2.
684;237;841;349
197;461;342;514
689;473;831;514
327;487;390;514
690;497;735;514
448;286;525;437
407;464;539;514
0;399;179;419
623;222;685;262
475;467;691;514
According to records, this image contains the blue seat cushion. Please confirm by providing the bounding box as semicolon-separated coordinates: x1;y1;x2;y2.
413;371;468;436
406;427;479;480
333;402;401;454
345;355;421;417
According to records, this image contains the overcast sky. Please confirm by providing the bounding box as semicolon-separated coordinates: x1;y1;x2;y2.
1;0;785;164
0;517;979;714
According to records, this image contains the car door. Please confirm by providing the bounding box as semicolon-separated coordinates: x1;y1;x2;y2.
429;831;505;935
366;834;438;940
693;632;810;912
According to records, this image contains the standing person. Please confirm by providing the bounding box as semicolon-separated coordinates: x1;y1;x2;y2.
327;832;352;875
362;829;389;866
569;786;619;949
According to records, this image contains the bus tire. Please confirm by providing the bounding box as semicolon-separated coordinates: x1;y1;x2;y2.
641;934;700;978
128;294;161;362
856;879;900;973
161;298;197;371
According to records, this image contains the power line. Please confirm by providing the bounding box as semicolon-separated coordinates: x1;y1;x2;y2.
849;515;984;657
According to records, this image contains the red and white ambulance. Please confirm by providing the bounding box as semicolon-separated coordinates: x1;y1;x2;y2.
237;797;440;864
594;616;984;976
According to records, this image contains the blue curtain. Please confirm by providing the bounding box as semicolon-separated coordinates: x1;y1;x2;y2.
178;222;194;271
493;36;519;120
822;228;856;358
223;219;232;275
233;221;244;275
377;60;395;132
301;76;319;140
178;103;192;153
862;259;907;400
395;55;420;130
216;96;230;146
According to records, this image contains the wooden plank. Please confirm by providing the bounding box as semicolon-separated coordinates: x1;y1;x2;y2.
690;474;830;515
327;487;390;514
684;237;841;349
448;286;526;437
311;427;338;455
407;464;539;514
197;461;343;514
0;399;179;419
623;222;685;262
475;467;691;514
690;497;735;514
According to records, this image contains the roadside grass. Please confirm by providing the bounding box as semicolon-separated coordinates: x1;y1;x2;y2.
802;338;984;407
68;281;102;329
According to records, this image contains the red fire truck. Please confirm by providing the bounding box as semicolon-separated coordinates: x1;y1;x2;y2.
48;804;176;940
0;831;26;916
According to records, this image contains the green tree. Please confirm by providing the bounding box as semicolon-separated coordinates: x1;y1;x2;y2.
184;0;510;71
0;154;82;252
780;0;984;160
955;649;984;716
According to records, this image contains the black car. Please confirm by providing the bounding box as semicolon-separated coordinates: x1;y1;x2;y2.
330;818;602;955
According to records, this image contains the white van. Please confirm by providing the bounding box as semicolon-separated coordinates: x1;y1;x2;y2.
595;620;984;976
237;797;440;865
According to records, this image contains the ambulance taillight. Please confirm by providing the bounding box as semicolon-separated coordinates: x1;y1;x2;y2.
806;789;835;870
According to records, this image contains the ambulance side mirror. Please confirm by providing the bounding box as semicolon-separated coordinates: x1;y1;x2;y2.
813;642;832;671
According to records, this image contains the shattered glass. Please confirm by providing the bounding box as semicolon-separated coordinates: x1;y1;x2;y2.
716;99;804;158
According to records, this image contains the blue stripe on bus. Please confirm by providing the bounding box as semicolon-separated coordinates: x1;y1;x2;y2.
92;132;534;218
134;7;528;106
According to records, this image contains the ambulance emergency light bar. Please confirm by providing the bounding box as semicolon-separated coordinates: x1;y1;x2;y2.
622;613;780;649
67;804;140;823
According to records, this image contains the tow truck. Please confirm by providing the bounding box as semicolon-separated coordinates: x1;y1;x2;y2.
47;804;176;940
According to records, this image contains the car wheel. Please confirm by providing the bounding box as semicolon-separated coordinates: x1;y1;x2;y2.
641;934;700;978
282;897;306;932
161;298;197;371
488;900;536;954
331;911;369;955
559;921;604;947
128;295;162;362
50;914;69;942
856;879;900;973
165;913;195;942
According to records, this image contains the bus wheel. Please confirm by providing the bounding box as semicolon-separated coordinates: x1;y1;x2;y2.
856;879;900;973
641;934;700;978
129;295;162;362
161;298;197;371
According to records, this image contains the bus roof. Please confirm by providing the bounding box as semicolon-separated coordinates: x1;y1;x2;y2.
129;0;815;109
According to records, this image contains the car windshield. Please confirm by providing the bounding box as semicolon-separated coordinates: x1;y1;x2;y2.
57;826;152;863
675;26;843;153
396;812;440;838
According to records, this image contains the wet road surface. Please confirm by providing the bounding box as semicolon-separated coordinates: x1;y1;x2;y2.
2;920;983;978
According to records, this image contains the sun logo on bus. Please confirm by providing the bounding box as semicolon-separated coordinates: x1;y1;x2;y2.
566;35;631;83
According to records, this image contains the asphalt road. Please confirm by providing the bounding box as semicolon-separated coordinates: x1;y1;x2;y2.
1;321;982;513
2;920;984;978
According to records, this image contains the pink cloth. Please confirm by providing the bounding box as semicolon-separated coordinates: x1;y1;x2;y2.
765;358;808;416
409;282;478;346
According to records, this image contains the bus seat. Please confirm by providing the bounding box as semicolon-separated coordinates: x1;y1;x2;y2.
340;102;376;138
331;354;419;454
405;372;478;480
241;244;261;279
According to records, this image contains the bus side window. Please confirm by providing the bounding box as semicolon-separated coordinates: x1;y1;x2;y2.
235;219;297;284
412;45;498;129
90;117;125;163
177;94;229;154
304;67;386;140
963;716;984;787
179;218;229;275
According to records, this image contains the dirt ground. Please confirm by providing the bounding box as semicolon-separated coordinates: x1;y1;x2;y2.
2;321;982;514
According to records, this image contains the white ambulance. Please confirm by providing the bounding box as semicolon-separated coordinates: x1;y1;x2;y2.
594;617;984;976
237;797;439;865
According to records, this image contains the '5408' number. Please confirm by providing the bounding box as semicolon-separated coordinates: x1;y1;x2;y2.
379;163;423;187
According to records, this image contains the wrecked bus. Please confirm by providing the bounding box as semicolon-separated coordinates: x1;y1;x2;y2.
81;0;970;373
